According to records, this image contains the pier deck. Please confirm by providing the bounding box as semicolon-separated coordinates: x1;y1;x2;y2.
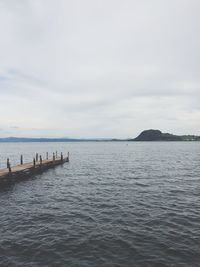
0;154;69;184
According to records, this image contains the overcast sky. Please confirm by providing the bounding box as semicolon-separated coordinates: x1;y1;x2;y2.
0;0;199;138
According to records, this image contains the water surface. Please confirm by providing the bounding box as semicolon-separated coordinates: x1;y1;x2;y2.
0;142;200;266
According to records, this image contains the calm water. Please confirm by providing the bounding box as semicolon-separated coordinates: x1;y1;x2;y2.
0;142;200;267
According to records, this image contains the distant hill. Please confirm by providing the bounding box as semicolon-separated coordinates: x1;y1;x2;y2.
131;129;200;141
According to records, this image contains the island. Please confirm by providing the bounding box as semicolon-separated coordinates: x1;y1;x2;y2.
129;129;200;142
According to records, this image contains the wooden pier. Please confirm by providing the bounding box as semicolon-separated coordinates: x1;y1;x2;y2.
0;152;69;184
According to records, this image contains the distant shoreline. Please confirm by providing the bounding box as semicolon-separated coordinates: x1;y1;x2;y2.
0;129;199;143
0;138;111;143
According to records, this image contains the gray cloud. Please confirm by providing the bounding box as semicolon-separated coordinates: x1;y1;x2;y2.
0;0;199;138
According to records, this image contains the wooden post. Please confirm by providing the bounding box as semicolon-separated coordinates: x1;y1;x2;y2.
7;158;10;168
8;163;11;173
56;151;57;158
20;155;23;165
33;157;36;167
46;152;48;160
7;159;11;173
61;152;63;162
67;152;69;162
7;158;11;172
53;153;55;163
36;153;38;162
40;155;42;165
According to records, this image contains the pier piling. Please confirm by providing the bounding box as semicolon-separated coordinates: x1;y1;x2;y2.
8;164;11;173
20;155;23;165
40;155;42;165
7;159;11;173
7;158;9;168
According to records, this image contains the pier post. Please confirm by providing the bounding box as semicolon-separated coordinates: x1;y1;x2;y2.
46;152;48;160
33;157;36;167
20;155;23;165
53;153;55;163
61;152;63;162
8;163;11;173
7;158;10;168
40;155;42;165
67;152;69;162
7;159;11;173
36;153;38;162
56;151;57;158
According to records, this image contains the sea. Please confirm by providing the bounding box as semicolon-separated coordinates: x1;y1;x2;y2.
0;142;199;267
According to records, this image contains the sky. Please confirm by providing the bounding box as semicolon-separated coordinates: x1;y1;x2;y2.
0;0;199;138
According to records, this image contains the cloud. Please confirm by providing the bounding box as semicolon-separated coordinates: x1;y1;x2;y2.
0;0;199;138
